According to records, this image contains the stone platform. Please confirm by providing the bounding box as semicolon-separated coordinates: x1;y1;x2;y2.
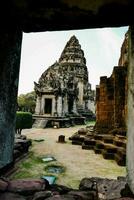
69;126;126;166
32;115;86;128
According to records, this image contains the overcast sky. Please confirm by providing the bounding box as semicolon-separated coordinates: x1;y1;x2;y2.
18;26;128;95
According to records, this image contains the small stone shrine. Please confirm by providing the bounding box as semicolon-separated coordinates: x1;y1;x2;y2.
33;36;95;127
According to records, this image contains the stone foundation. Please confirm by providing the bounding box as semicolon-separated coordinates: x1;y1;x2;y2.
0;176;133;200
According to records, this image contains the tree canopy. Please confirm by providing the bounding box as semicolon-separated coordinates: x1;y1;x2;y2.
17;91;36;113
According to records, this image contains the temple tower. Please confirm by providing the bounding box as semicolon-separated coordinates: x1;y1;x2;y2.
34;35;95;119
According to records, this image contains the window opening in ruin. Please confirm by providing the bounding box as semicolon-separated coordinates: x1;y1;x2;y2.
17;27;128;187
44;98;52;114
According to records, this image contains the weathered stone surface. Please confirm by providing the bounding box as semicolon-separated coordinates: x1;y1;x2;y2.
45;194;79;200
79;177;99;191
50;184;72;195
79;177;126;200
0;30;22;169
15;139;32;153
7;179;47;195
0;192;26;200
0;0;132;32
121;183;134;198
33;191;53;200
68;190;97;200
0;179;8;191
127;26;134;194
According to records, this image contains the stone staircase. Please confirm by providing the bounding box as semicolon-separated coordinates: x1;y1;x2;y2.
32;119;48;128
69;127;126;166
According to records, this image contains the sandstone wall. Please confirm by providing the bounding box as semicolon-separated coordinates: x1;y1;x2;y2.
95;76;114;133
95;32;128;134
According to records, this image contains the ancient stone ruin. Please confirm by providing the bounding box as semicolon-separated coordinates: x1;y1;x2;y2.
95;31;128;134
0;0;134;197
33;35;95;128
69;31;129;167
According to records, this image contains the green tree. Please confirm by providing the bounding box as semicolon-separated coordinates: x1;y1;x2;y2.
17;91;36;113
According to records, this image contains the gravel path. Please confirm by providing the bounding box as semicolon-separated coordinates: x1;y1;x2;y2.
22;126;126;188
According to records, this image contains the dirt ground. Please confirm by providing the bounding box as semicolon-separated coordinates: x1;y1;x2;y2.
22;125;126;188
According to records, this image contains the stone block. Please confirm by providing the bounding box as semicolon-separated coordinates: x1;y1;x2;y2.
0;179;8;191
82;144;94;150
58;135;65;143
0;192;26;200
33;191;53;200
7;179;48;195
102;150;115;160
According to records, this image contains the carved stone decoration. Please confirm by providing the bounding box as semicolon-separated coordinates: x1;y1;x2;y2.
34;35;95;118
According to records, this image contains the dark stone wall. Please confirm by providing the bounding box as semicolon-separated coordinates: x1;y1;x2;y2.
95;76;114;133
0;0;132;32
0;29;22;168
95;32;128;134
113;67;127;128
95;66;127;134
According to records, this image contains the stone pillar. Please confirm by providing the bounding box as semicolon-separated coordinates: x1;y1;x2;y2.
78;80;84;107
64;95;68;114
0;29;22;169
95;76;114;133
41;96;45;114
113;67;127;128
73;100;77;113
127;26;134;193
35;96;41;114
57;96;62;116
52;97;55;116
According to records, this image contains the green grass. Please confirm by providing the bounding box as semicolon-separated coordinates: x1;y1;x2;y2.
86;120;96;126
10;151;66;182
10;151;44;180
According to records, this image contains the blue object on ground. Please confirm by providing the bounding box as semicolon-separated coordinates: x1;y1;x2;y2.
41;175;56;184
46;166;64;174
42;156;56;163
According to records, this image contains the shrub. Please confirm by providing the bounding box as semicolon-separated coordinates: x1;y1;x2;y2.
16;112;32;134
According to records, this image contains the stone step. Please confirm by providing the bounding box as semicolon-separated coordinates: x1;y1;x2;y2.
116;147;126;159
103;144;117;153
82;144;94;150
32;119;48;128
113;136;126;148
102;135;114;144
102;149;115;160
94;147;102;154
94;135;104;141
83;138;96;146
115;153;126;166
95;141;105;149
72;140;83;145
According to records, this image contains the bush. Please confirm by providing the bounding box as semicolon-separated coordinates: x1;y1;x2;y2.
16;112;32;134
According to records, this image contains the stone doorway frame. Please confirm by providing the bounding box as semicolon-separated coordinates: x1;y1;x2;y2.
0;3;133;191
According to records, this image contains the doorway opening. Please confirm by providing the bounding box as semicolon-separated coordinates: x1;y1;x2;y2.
45;98;52;114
